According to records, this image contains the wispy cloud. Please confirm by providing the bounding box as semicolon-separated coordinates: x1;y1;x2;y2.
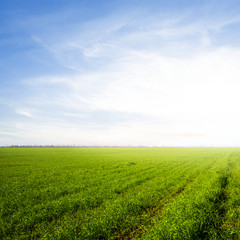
15;109;35;118
18;46;240;146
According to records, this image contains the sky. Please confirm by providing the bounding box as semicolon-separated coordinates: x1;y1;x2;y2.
1;0;240;147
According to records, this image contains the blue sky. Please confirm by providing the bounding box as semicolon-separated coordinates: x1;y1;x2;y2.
1;0;240;146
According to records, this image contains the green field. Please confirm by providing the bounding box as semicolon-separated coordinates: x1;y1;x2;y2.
1;148;240;239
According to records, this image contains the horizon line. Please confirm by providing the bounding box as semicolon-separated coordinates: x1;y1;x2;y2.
1;145;240;148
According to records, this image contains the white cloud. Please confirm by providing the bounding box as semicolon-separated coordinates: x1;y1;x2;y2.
82;48;240;116
15;109;35;118
18;46;240;146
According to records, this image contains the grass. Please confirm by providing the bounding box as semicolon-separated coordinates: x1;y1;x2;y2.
1;147;240;239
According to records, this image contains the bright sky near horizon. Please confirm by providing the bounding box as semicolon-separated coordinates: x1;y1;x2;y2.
1;0;240;147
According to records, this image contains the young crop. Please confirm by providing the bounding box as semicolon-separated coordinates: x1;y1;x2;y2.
1;148;240;239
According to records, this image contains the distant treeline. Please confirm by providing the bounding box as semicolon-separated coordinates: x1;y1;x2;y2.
1;145;232;148
1;145;155;148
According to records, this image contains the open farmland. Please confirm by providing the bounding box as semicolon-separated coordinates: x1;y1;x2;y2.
1;148;240;239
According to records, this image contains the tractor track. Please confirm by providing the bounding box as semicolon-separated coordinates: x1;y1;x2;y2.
112;178;196;240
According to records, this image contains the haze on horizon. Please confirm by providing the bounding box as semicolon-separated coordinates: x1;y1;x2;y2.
1;0;240;147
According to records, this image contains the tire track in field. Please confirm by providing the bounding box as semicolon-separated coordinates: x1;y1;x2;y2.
208;156;233;238
215;172;235;239
123;170;230;240
114;177;196;240
223;157;240;239
194;171;230;240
